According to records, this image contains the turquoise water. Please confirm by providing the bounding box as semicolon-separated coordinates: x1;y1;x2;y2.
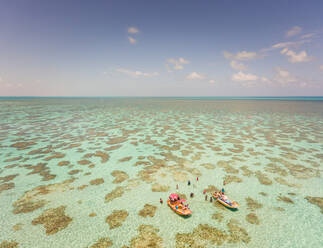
0;98;322;247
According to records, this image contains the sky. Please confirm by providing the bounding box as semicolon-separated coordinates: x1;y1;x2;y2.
0;0;323;96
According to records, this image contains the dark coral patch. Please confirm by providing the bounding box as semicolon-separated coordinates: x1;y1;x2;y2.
111;170;129;184
26;163;56;181
32;206;72;235
275;177;298;188
58;161;70;166
204;185;219;194
106;137;127;145
77;184;88;190
119;156;132;162
305;196;323;214
13;223;23;231
277;195;294;204
12;179;74;214
200;163;216;170
212;212;224;222
176;224;228;247
90;178;104;185
246;213;260;225
10;141;36;150
138;204;157;218
89;237;113;248
264;163;288;176
0;240;19;248
0;182;15;194
224;175;242;184
105;186;125;203
4;156;22;162
255;171;272;185
227;219;251;244
151;183;170;192
89;213;97;217
240;166;253;177
105;210;128;229
68;169;81;175
84;151;109;163
78;160;91;165
246;197;262;211
28;146;52;155
129;225;163;248
104;145;122;151
43;152;65;161
13;200;47;214
177;193;187;200
134;161;150;166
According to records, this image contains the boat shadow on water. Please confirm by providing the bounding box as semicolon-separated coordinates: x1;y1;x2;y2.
180;214;192;219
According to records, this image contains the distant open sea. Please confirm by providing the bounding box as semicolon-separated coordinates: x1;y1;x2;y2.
0;97;322;247
1;96;323;100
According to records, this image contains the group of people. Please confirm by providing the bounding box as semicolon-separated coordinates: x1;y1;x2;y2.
159;177;227;205
203;189;213;202
214;188;228;201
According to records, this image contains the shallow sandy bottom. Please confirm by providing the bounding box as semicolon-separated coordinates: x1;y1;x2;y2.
0;98;323;248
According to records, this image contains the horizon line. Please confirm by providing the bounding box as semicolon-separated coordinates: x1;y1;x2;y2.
1;96;323;99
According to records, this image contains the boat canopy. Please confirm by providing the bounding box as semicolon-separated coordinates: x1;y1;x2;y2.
169;193;179;200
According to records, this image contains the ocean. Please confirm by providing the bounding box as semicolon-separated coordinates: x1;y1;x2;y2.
0;97;322;247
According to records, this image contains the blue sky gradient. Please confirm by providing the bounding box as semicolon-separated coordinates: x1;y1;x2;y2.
1;0;323;96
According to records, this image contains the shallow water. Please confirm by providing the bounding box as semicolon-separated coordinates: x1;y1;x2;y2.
0;98;322;248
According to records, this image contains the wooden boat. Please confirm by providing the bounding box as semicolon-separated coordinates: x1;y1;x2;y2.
167;193;192;216
213;193;239;209
167;199;192;216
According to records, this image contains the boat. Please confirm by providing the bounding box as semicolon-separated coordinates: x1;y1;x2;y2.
167;193;192;216
213;193;239;209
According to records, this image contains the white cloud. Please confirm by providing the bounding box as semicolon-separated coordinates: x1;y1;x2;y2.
261;39;311;53
286;26;302;37
0;80;23;89
223;51;233;59
116;68;159;77
275;68;297;85
232;71;258;82
128;27;139;34
230;60;247;71
209;79;215;83
186;72;205;80
260;77;272;84
280;48;312;63
301;33;315;39
235;51;257;60
223;50;257;61
128;36;136;44
319;65;323;71
272;41;297;49
167;57;190;71
178;57;189;64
